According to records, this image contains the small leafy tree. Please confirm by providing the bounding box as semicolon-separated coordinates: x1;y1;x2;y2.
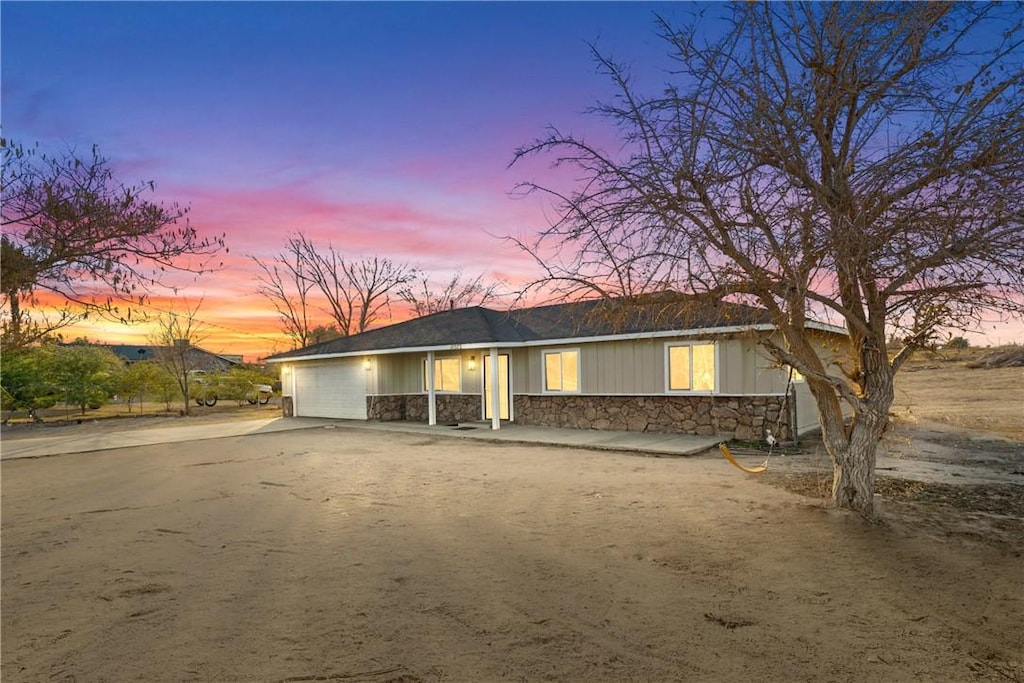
0;345;59;420
120;360;179;412
48;344;124;415
308;325;343;345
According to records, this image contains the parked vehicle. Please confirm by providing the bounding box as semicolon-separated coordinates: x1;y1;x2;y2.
191;371;273;407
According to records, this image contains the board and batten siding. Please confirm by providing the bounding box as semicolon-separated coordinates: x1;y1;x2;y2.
373;351;483;396
374;354;423;395
515;340;656;395
730;338;792;395
305;332;844;401
517;337;782;396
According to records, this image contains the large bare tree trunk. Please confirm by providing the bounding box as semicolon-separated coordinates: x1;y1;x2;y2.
828;413;888;516
811;341;895;517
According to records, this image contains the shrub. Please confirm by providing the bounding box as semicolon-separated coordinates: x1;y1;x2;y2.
944;336;970;350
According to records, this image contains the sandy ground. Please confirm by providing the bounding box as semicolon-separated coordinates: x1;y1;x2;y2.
2;423;1022;682
890;362;1024;442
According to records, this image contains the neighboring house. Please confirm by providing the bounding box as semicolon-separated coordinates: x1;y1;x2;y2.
78;343;240;373
265;294;848;439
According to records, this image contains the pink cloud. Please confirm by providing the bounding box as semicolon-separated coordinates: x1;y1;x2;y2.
19;131;630;360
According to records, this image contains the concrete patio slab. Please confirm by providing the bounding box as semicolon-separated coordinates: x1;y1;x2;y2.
321;419;721;456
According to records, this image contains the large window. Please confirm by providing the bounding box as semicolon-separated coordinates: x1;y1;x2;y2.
667;343;716;392
543;349;579;392
423;357;461;392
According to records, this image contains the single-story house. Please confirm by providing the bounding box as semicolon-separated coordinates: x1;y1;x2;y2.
78;343;241;372
265;294;847;440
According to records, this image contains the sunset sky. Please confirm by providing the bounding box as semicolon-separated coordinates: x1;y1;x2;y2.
4;1;692;360
3;2;1021;361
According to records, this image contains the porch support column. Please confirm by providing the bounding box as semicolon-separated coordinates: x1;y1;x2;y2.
489;346;500;430
426;350;437;426
290;365;298;414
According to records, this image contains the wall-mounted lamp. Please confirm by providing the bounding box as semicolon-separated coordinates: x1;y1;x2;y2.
468;355;476;371
363;357;372;371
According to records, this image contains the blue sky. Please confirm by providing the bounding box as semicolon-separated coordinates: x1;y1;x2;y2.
4;2;679;190
4;2;1021;357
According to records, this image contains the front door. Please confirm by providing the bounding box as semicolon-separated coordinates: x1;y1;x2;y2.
483;354;510;420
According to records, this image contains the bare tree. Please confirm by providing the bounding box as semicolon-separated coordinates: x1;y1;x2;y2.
150;302;207;416
251;235;316;349
255;232;411;339
343;256;413;334
1;140;225;349
397;270;505;317
512;3;1024;517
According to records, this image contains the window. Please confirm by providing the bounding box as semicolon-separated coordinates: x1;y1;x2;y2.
543;349;579;392
667;343;716;392
423;357;461;392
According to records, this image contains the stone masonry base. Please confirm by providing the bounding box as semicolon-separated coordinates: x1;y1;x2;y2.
367;394;481;425
514;394;789;440
367;393;789;440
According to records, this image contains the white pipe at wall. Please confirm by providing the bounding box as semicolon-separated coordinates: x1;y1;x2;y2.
489;346;500;430
427;350;437;426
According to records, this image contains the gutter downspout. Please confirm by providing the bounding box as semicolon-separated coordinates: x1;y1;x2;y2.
291;365;298;415
426;350;437;426
489;346;500;430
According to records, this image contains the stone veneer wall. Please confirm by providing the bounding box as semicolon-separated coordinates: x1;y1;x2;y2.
367;394;481;424
367;393;790;439
513;395;790;440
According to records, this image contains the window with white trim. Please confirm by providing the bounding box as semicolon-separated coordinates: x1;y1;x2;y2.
423;357;461;392
543;349;579;392
667;343;716;392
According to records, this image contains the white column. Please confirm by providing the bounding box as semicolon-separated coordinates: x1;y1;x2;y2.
290;365;298;415
489;346;500;430
426;350;437;426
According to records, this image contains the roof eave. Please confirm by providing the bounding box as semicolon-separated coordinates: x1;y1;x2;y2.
266;322;848;363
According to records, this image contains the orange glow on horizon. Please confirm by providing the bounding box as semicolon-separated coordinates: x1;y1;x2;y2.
17;284;1023;364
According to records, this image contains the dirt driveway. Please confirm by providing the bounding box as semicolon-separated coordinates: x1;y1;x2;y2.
2;426;1022;682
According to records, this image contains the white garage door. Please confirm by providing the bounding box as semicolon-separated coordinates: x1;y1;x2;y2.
293;359;367;419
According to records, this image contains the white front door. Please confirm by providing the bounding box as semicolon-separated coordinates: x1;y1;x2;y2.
483;354;510;420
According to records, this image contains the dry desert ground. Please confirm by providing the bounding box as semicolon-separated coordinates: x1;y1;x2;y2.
1;352;1022;682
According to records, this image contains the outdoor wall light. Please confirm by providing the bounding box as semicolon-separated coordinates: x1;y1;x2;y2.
364;357;372;371
468;355;477;371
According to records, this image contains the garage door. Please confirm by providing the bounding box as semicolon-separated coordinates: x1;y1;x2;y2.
292;359;367;419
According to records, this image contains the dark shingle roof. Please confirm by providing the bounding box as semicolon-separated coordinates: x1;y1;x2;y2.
76;343;239;370
266;294;775;361
509;296;771;338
